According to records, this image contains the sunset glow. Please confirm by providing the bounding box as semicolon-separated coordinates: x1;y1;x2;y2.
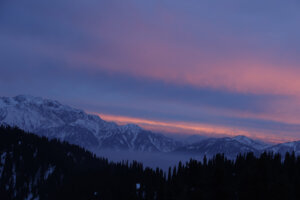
2;0;300;144
97;113;297;143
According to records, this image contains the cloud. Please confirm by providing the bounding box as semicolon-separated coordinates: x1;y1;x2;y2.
2;0;300;96
1;0;300;141
97;113;300;143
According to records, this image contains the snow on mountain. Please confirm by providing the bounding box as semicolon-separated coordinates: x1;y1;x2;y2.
2;95;300;158
174;137;261;158
175;135;300;158
232;135;270;150
0;95;180;152
265;141;300;155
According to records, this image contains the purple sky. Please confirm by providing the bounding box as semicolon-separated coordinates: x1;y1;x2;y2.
1;0;300;142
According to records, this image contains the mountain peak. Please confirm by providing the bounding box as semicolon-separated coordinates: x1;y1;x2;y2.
13;95;44;104
13;95;61;106
233;135;252;142
0;95;179;153
15;94;37;100
232;135;269;150
120;123;142;132
233;135;248;139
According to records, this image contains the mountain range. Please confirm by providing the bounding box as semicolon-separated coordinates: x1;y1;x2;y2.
0;95;300;158
0;95;179;153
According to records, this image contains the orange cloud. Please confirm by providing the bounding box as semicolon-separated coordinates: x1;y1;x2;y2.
69;35;300;97
91;112;298;143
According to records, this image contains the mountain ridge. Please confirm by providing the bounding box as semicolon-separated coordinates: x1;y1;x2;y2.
1;95;300;157
0;95;180;152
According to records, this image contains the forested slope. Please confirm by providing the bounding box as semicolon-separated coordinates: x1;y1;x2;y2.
1;126;300;200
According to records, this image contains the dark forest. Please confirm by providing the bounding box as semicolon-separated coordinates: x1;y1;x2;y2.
1;126;300;200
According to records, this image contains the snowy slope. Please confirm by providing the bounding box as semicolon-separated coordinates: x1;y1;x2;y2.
2;95;300;157
232;135;270;150
265;141;300;155
0;95;179;152
174;137;261;158
175;135;300;158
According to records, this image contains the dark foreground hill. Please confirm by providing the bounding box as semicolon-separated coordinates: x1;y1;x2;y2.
0;126;165;200
1;126;300;200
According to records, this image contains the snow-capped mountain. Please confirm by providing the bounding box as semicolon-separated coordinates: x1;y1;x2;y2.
265;141;300;155
232;135;271;150
1;95;300;158
174;137;261;158
174;135;300;158
0;95;179;152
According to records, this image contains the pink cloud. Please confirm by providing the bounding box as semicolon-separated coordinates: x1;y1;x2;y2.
95;112;299;143
12;0;300;97
70;36;300;97
62;3;300;97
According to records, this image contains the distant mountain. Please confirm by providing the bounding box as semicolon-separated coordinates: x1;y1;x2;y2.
175;135;300;158
265;141;300;155
174;137;261;158
0;95;180;152
1;95;300;158
182;134;208;145
232;135;271;150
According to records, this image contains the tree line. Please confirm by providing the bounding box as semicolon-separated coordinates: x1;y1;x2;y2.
1;126;300;200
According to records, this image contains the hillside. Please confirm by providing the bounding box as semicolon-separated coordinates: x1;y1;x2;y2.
0;126;165;200
2;126;300;199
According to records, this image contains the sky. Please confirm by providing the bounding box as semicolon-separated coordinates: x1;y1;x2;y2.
1;0;300;143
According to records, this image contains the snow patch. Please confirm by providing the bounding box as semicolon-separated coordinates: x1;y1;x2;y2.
0;152;7;177
44;165;56;180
